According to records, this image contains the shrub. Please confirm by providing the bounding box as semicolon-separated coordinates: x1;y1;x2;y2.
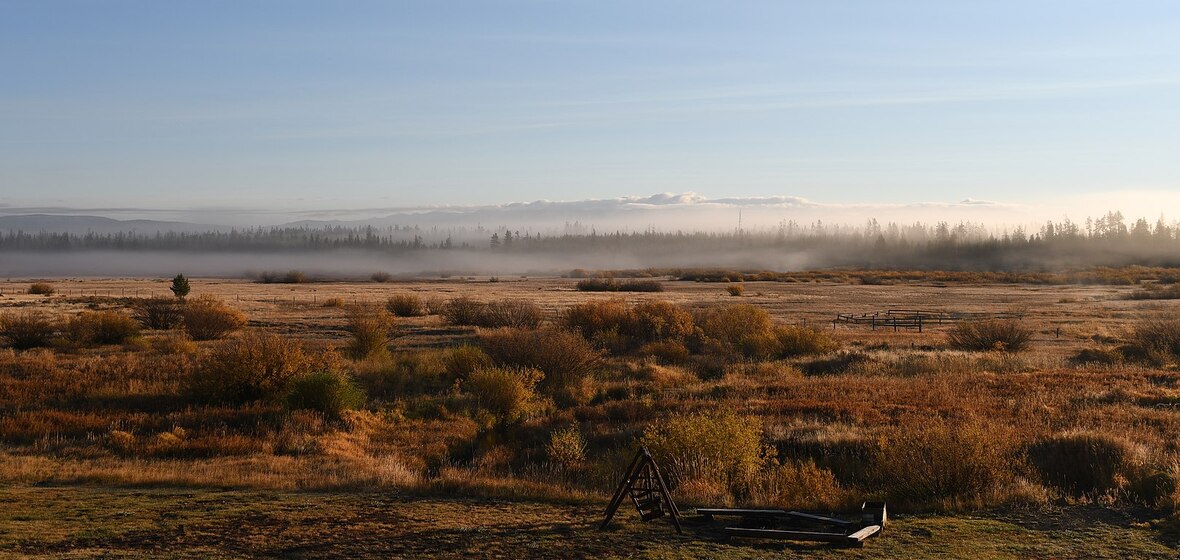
386;294;426;317
726;285;745;297
134;297;184;330
170;274;191;299
545;425;588;468
1128;283;1180;300
190;333;314;403
445;345;494;378
642;410;770;490
575;278;664;292
64;311;141;345
354;350;452;398
182;296;248;341
0;312;58;350
286;371;366;418
370;271;394;283
630;301;695;345
946;319;1033;352
874;417;1016;506
441;297;486;326
1070;347;1124;365
151;332;198;355
255;270;308;283
347;306;394;360
1126;318;1180;365
774;325;839;357
479;328;600;406
693;304;778;358
465;366;542;423
1027;431;1146;496
750;460;845;511
323;297;345;308
562;299;632;343
478;299;545;329
638;341;692;364
27;282;55;295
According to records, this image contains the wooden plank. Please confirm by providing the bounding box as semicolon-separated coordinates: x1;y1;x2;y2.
845;525;882;544
784;511;854;526
724;527;848;542
696;508;789;518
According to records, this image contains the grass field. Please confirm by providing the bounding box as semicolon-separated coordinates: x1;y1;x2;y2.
1;274;1179;557
1;486;1176;559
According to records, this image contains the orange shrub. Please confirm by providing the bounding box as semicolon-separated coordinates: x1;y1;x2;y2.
182;296;247;341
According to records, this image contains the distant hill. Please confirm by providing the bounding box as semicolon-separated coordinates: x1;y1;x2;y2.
0;214;219;235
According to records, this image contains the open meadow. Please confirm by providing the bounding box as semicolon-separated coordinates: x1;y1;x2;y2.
2;272;1179;558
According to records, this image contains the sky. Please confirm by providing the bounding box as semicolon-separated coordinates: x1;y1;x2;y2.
1;1;1179;223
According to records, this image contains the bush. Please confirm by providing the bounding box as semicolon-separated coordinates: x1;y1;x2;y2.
478;299;544;329
0;312;57;349
151;332;198;355
642;410;770;490
286;371;366;418
545;425;587;468
575;278;664;292
445;345;494;378
190;333;315;403
946;319;1033;352
370;271;394;283
1128;283;1180;300
386;294;426;317
750;460;845;511
479;328;600;406
726;285;745;297
255;270;308;283
354;350;452;398
693;304;778;359
774;325;839;357
27;282;55;295
441;297;486;326
64;311;141;345
323;297;345;308
1126;318;1180;365
1070;347;1124;365
1028;431;1146;496
874;417;1016;506
182;296;248;341
465;366;542;423
563;300;694;353
347;306;394;360
134;297;184;330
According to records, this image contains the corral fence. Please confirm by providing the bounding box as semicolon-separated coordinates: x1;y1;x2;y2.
833;309;1025;332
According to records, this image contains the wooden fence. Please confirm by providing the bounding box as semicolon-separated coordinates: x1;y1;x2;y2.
833;309;1024;332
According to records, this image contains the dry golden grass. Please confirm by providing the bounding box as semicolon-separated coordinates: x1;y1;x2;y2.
1;274;1179;519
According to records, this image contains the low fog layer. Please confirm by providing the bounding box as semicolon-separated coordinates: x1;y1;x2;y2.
0;248;826;279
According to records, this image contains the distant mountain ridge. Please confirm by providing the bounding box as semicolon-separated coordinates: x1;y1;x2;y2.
0;214;221;235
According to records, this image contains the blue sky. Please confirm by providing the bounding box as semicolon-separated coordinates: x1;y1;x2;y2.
1;1;1178;217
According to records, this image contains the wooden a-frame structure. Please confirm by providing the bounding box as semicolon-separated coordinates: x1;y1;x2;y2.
599;446;682;534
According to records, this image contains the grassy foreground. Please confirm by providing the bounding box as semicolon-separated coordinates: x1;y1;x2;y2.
0;485;1175;559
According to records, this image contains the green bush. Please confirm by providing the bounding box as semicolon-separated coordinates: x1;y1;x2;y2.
0;312;58;350
946;319;1033;352
286;371;366;418
641;410;769;490
479;328;600;406
545;425;588;468
190;333;314;403
445;345;494;378
1028;431;1145;496
64;311;141;346
465;366;543;423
